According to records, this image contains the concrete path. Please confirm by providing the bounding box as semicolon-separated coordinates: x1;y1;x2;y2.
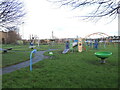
0;49;57;75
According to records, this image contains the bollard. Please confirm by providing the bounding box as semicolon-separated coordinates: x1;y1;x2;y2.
30;49;37;71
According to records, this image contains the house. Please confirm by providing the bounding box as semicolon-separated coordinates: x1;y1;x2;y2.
0;31;7;44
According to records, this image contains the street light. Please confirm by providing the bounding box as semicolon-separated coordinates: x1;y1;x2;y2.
22;22;24;39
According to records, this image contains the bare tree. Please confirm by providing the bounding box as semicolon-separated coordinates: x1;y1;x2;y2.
0;0;26;29
6;30;21;44
48;0;120;21
6;26;19;33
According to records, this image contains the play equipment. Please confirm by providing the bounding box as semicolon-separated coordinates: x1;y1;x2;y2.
62;49;69;54
49;52;53;56
73;39;78;47
62;32;113;53
69;39;78;52
72;42;78;47
62;39;78;54
29;41;36;49
78;38;83;52
30;49;37;71
49;51;54;59
0;48;13;53
95;51;112;64
62;38;84;53
62;41;70;54
84;32;111;50
69;40;73;51
94;39;99;49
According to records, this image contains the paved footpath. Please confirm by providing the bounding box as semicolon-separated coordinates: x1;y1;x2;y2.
0;49;56;75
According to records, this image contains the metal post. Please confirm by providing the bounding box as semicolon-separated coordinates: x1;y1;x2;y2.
30;49;37;71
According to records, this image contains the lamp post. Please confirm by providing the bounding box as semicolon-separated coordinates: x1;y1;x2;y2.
22;22;24;39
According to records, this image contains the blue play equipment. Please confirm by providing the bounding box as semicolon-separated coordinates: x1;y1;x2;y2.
29;41;36;49
30;42;34;46
66;41;69;49
62;40;79;54
74;39;78;43
30;49;37;71
62;41;70;54
94;39;99;49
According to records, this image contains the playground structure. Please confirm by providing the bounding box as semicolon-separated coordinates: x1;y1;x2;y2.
84;32;113;63
26;31;117;52
62;41;70;54
62;38;83;54
27;32;115;64
84;32;110;39
1;31;116;74
84;32;112;49
62;32;115;54
29;41;36;49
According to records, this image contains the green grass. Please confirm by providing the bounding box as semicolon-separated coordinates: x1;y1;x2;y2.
1;44;32;67
2;43;118;88
2;43;65;51
1;44;64;67
2;51;30;67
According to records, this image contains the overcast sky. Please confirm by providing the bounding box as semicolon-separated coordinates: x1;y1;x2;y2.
19;0;118;39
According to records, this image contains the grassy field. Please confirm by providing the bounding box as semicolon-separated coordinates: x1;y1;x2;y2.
1;43;64;67
2;51;30;67
2;43;65;51
2;43;118;88
1;44;32;67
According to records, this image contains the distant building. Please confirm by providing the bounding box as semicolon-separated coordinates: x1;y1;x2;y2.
0;31;7;44
0;30;22;44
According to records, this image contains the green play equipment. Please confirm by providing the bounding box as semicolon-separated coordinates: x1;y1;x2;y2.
69;40;73;52
49;52;53;56
95;51;112;64
49;51;54;59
